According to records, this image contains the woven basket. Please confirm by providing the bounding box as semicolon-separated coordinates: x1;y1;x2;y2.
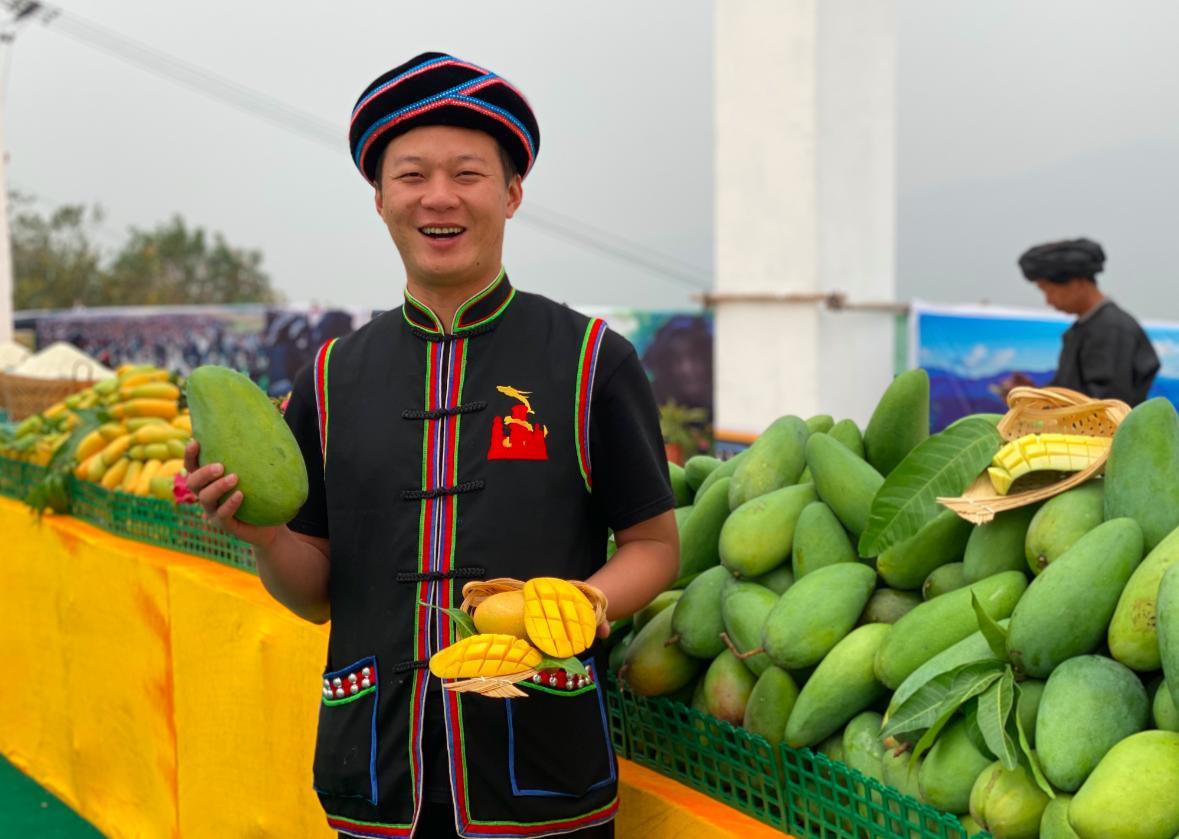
441;578;608;699
938;386;1130;524
0;372;97;421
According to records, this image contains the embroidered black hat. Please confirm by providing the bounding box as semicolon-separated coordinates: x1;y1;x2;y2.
349;52;539;185
1019;238;1106;283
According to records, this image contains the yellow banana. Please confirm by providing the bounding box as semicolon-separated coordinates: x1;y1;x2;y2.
987;433;1111;495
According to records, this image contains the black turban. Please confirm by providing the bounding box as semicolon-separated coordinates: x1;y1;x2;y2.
1019;238;1106;283
349;52;540;185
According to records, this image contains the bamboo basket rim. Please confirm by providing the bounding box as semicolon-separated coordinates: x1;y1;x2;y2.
0;371;99;421
937;386;1130;524
460;577;609;625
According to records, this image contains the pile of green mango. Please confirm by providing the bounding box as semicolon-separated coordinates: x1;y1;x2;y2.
610;374;1179;839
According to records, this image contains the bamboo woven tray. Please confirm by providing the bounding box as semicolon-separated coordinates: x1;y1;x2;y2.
937;386;1130;524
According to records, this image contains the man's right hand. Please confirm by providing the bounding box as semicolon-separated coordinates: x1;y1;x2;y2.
184;440;281;549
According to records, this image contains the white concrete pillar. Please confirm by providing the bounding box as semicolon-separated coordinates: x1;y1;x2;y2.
713;0;897;446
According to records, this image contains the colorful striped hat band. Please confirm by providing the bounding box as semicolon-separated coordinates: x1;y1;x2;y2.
349;52;540;185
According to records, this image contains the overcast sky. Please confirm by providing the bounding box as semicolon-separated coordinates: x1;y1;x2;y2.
5;1;1178;319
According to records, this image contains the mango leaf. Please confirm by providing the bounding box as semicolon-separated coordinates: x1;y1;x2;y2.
881;659;1006;741
972;592;1009;660
1014;682;1055;799
977;670;1018;769
418;600;478;639
536;656;589;677
858;417;1003;557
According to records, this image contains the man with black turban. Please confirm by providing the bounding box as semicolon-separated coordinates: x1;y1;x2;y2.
185;52;679;838
1019;237;1159;405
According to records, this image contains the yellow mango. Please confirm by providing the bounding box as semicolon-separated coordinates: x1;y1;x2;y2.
120;460;143;493
118;369;168;389
473;591;528;639
165;438;188;459
111;398;179;420
119;381;180;402
428;634;542;680
86;452;110;483
75;429;107;461
100;458;130;489
133;423;189;445
171;414;192;432
134;460;163;495
143;443;170;461
100;434;133;464
157;459;185;478
523;577;597;658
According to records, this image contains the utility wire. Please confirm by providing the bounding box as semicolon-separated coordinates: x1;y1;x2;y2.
4;0;712;291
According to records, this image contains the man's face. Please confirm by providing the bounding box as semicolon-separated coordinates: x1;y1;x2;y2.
374;125;522;290
1035;278;1088;315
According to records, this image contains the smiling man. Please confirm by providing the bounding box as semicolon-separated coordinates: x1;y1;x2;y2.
1018;237;1159;405
184;52;679;838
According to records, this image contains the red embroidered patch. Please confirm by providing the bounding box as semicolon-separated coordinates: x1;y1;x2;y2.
488;385;548;461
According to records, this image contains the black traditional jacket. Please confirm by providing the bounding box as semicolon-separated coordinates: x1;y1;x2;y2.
283;270;673;838
1051;300;1160;405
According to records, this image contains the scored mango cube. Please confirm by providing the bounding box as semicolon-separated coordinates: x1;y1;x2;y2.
988;433;1110;495
522;577;597;658
428;633;542;680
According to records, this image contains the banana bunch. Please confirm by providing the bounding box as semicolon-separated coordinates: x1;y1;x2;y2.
428;578;601;688
2;363;195;500
987;432;1111;495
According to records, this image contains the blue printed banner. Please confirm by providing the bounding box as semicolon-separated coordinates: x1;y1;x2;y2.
910;301;1179;432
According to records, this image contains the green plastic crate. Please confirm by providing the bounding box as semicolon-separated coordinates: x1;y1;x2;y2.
614;684;790;831
604;675;628;759
780;747;982;839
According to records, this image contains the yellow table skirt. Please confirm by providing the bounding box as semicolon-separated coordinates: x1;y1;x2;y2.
0;497;785;838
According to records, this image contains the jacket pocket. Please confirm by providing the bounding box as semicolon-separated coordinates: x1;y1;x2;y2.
313;656;379;805
504;656;615;798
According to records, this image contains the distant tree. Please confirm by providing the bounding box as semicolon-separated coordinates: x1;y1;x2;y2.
102;215;280;305
10;193;106;310
9;195;281;309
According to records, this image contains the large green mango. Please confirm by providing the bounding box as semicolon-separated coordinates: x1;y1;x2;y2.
683;454;721;491
1015;679;1045;748
679;477;731;577
802;414;832;434
923;562;968;600
702;650;756;725
1109;523;1179;671
632;589;681;634
877;509;973;591
791;501;857;578
805;433;885;537
859;588;922;625
619;606;700;696
742;666;799;746
1105;397;1179;551
1039;794;1079;839
969;762;1049;839
1036;655;1149;792
1008;518;1144;679
1025;483;1104;575
763;562;876;669
719;483;816;577
1069;730;1179;839
728;415;810;508
750;564;795;594
876;571;1027;690
784;623;890;748
721;581;778;676
842;711;886;781
963;505;1038;583
919;718;993;815
887;621;1009;715
864;368;930;477
670;565;730;659
1154;679;1179;731
668;461;693;507
1160;563;1179;716
187;365;309;526
694;450;746;502
829;418;866;459
881;748;924;804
